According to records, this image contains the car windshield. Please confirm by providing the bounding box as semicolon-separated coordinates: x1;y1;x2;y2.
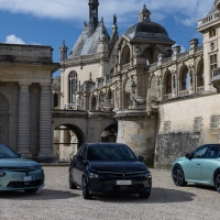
0;144;20;159
87;144;137;161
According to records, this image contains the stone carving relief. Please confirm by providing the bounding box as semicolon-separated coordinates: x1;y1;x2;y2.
150;75;162;102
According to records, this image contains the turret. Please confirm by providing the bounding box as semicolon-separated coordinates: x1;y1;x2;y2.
99;18;109;77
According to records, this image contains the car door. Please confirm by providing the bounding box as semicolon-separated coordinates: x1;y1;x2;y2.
184;145;209;182
200;145;220;185
72;145;85;185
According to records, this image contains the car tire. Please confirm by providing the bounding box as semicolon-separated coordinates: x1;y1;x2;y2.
139;192;151;199
82;176;92;200
173;166;187;187
69;174;77;189
215;172;220;193
24;188;38;194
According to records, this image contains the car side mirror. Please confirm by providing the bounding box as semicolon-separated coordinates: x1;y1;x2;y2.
138;156;144;162
185;153;190;159
77;155;84;162
17;153;22;158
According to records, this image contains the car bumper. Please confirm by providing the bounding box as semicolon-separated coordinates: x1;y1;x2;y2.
0;169;45;191
88;175;152;195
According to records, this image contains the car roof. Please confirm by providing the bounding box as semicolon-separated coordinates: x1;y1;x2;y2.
86;142;129;148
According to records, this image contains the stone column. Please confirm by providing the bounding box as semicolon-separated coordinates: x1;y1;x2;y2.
38;84;54;161
18;82;31;156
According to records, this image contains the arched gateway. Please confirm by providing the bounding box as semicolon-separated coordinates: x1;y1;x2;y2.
52;110;117;162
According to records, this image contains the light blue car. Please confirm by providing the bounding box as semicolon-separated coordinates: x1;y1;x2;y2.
0;143;44;193
171;144;220;193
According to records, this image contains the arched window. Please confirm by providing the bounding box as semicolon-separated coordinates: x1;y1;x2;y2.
165;71;172;94
69;71;78;104
123;79;131;108
143;47;159;64
197;60;204;87
53;93;58;108
180;66;190;91
121;45;130;65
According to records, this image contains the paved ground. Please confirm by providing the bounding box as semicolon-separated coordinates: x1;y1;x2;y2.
0;167;220;220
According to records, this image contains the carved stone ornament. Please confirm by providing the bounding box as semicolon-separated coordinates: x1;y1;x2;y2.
210;41;215;50
154;69;162;78
150;96;159;109
185;60;194;68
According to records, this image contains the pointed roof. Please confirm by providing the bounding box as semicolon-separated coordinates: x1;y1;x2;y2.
68;22;110;58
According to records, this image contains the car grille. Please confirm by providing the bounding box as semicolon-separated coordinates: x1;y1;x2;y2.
1;167;41;172
97;171;146;177
101;184;145;192
7;180;42;188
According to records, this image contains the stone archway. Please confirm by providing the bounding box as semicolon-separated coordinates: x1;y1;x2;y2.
0;93;10;146
54;123;85;162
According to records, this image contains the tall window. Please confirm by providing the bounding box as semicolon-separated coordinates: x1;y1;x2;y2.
197;61;204;87
209;29;216;38
180;66;190;91
69;71;78;104
121;46;130;65
210;54;217;77
53;93;58;108
165;71;172;94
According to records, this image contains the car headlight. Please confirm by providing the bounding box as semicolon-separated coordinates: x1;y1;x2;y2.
0;170;6;177
144;173;152;179
89;172;99;178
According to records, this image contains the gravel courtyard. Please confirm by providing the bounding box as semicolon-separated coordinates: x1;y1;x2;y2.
0;167;220;220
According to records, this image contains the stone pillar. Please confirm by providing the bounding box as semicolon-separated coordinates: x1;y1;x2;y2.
38;84;55;162
18;82;31;156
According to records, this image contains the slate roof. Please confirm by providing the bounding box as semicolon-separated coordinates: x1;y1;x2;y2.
124;21;174;44
68;22;110;58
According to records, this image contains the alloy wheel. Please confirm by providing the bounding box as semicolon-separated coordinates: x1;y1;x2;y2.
82;177;91;199
173;167;187;186
215;173;220;193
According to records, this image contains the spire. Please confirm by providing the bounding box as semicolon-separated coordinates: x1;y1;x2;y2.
88;0;99;36
139;4;151;22
112;14;118;34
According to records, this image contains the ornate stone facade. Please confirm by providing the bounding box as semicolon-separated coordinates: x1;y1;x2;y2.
0;44;59;162
52;1;220;167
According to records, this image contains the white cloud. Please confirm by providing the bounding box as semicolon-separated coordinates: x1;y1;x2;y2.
5;35;26;44
0;0;214;27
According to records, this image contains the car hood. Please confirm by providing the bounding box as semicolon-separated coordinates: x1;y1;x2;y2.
0;158;40;167
88;161;148;173
175;157;187;162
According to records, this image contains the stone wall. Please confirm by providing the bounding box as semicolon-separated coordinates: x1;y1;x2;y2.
155;93;220;167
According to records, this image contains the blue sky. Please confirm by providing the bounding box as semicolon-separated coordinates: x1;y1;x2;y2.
0;0;214;77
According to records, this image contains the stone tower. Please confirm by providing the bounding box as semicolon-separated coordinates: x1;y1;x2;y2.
88;0;99;36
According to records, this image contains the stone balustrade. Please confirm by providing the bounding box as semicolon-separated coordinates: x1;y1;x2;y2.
164;93;172;100
179;90;189;97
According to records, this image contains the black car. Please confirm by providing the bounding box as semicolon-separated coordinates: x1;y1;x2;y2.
69;143;152;199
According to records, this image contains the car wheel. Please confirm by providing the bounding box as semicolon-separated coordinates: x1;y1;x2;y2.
69;174;77;189
173;166;187;186
215;173;220;193
139;192;151;199
82;176;92;199
24;188;38;194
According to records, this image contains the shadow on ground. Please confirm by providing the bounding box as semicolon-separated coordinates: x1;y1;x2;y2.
0;188;80;200
95;187;196;203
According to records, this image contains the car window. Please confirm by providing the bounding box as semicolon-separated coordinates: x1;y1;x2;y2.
87;144;137;161
206;145;220;159
0;144;20;158
192;145;209;159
